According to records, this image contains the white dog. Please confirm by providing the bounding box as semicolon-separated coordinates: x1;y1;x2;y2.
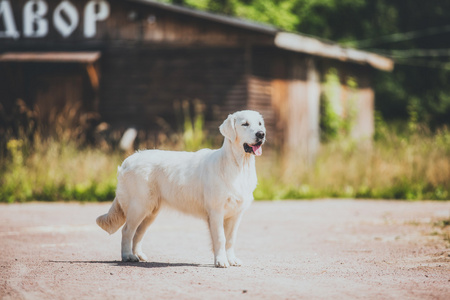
96;110;266;268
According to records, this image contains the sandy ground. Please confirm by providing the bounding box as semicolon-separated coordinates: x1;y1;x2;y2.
1;200;450;300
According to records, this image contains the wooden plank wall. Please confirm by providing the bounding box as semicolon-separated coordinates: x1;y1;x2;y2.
285;56;320;160
251;47;321;159
247;75;274;145
350;72;374;140
139;5;273;47
249;47;284;149
100;46;248;135
304;58;321;160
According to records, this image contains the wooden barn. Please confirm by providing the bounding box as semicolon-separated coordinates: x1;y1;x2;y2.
0;0;393;156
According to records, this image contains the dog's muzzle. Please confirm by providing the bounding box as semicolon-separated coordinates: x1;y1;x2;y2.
243;140;263;156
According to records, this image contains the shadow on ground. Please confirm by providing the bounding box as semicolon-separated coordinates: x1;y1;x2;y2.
49;260;211;268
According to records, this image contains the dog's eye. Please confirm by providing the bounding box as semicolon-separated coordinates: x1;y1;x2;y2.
242;122;249;127
259;122;262;126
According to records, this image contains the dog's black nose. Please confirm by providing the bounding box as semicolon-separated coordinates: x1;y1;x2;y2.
256;131;265;139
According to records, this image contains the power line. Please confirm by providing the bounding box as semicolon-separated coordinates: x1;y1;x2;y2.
372;48;450;58
392;58;450;70
354;25;450;48
391;48;450;58
363;48;450;70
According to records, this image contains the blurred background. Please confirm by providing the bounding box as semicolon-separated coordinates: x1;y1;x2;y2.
1;0;449;202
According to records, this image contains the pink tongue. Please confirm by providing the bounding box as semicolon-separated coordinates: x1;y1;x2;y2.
252;145;262;156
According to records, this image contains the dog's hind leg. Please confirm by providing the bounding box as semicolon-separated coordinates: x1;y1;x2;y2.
132;205;161;261
121;205;147;262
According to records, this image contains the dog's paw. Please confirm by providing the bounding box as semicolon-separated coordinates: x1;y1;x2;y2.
228;256;242;267
215;256;230;268
135;252;148;262
122;253;140;262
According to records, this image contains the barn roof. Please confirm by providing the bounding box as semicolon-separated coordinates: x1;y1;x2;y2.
129;0;278;35
128;0;393;71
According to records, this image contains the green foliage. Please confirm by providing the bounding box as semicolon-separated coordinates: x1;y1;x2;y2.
374;111;389;141
320;68;341;141
232;0;299;31
406;97;422;133
175;0;299;31
319;68;357;142
2;139;33;202
175;100;212;152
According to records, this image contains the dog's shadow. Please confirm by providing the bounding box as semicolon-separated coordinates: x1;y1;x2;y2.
49;260;212;269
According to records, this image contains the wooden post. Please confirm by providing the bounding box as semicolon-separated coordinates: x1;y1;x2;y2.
285;57;321;164
305;58;320;162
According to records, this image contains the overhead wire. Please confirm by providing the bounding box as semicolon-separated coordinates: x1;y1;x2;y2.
391;58;450;70
354;24;450;48
348;25;450;70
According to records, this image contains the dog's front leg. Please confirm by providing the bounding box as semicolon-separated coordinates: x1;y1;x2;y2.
224;213;243;266
208;211;229;268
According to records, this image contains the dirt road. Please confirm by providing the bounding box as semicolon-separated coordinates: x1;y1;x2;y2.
1;200;449;299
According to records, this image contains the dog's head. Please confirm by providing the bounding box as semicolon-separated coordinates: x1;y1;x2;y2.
219;110;266;156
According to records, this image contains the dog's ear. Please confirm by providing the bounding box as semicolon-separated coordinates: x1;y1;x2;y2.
219;114;236;141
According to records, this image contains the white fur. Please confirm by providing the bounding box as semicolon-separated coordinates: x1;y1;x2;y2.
96;110;266;268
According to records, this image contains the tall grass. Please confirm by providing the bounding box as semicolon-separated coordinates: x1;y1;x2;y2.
1;101;449;202
0;99;121;202
254;125;450;200
0;137;121;202
0;99;212;203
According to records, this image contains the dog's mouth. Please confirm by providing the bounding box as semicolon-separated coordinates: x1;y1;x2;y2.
244;141;263;156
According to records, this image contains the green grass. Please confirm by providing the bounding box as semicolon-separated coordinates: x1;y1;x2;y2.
0;138;121;203
254;126;450;200
1;123;449;202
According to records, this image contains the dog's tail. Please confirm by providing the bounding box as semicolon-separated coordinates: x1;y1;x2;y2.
96;197;126;234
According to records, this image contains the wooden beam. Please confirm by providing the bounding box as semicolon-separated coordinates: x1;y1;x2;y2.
0;52;101;63
85;63;100;90
274;32;394;72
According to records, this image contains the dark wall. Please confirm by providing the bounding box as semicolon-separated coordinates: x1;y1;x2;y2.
100;46;248;133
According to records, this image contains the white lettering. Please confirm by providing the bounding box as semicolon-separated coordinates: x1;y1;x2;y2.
84;0;109;38
24;0;48;37
0;0;19;39
53;0;79;38
0;0;111;39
